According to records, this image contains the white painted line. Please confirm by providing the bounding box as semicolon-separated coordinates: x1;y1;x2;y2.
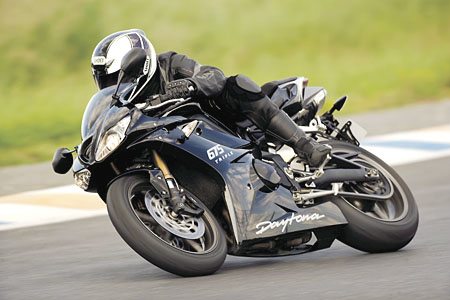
361;146;450;166
278;124;450;166
0;203;106;231
362;124;450;166
19;184;86;196
1;123;450;231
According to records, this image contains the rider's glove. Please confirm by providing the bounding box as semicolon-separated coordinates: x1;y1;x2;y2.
164;79;196;100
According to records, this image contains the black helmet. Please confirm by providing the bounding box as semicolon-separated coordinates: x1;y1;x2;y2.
91;29;157;92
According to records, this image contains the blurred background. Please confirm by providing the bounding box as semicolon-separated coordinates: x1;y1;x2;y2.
1;0;449;166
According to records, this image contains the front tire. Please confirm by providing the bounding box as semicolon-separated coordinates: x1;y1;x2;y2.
107;174;227;277
328;141;419;253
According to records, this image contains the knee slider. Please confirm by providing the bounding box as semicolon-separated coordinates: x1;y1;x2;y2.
227;74;264;102
235;74;262;94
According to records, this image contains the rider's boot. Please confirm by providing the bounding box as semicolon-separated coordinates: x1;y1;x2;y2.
266;110;331;167
223;74;331;167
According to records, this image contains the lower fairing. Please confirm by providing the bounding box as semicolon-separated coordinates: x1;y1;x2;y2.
132;121;348;256
222;153;348;256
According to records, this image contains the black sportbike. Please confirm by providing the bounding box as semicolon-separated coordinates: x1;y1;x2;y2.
53;49;418;276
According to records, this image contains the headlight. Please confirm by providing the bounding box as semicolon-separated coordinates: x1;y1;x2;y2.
95;115;131;161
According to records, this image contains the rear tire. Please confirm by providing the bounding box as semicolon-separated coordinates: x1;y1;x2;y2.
328;141;419;253
107;174;227;276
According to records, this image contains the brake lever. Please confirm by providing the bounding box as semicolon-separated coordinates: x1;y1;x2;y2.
135;94;183;111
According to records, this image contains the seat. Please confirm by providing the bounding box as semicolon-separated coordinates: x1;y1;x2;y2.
261;77;297;98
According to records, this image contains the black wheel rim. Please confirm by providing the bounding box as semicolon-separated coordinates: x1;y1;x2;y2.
126;179;218;254
334;148;409;222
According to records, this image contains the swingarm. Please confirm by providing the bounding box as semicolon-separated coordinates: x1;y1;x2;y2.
291;154;393;205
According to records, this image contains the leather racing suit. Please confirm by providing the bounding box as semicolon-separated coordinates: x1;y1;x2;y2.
149;51;330;167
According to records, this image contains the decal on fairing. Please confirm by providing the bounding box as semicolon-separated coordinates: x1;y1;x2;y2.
255;212;325;235
207;144;234;164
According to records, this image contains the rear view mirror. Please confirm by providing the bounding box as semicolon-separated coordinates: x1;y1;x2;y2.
329;96;347;114
120;48;148;78
112;48;149;101
52;147;73;174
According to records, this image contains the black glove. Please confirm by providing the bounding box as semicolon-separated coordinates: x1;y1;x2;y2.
163;79;196;101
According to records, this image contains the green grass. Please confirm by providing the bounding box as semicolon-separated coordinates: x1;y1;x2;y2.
1;0;450;166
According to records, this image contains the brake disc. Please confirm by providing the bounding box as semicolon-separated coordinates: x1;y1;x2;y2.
144;191;205;240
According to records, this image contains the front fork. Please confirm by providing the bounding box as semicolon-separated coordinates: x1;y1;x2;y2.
151;150;203;217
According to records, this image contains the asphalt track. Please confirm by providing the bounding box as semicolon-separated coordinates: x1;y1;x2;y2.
2;101;450;299
1;157;449;299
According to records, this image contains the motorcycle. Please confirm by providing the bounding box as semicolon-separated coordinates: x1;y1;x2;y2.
53;48;418;276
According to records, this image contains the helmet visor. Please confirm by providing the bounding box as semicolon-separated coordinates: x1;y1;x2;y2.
93;70;119;90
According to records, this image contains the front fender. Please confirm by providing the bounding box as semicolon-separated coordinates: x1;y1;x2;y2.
106;167;154;192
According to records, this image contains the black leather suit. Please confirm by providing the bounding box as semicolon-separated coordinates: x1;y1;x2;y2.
151;51;330;166
156;51;283;131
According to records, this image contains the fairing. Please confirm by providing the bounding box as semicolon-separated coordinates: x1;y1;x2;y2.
130;125;348;245
76;81;347;254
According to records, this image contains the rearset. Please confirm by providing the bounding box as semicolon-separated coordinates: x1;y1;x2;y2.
290;154;389;205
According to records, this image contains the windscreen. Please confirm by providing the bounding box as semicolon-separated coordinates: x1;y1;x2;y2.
81;86;116;139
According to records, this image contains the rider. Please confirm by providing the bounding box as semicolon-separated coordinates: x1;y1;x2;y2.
91;29;331;167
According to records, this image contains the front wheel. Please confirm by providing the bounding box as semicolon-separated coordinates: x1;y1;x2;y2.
107;174;227;277
327;141;419;253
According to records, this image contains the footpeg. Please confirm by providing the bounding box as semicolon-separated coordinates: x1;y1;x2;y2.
313;154;331;178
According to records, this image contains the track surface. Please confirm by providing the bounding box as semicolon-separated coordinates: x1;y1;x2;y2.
2;101;450;299
2;157;450;299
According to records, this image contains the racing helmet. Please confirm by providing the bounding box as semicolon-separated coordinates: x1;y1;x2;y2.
91;29;157;92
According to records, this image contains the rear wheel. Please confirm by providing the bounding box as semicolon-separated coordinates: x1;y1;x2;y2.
328;141;419;253
107;174;227;276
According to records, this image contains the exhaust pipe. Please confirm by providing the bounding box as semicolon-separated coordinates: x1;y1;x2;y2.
313;168;378;187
